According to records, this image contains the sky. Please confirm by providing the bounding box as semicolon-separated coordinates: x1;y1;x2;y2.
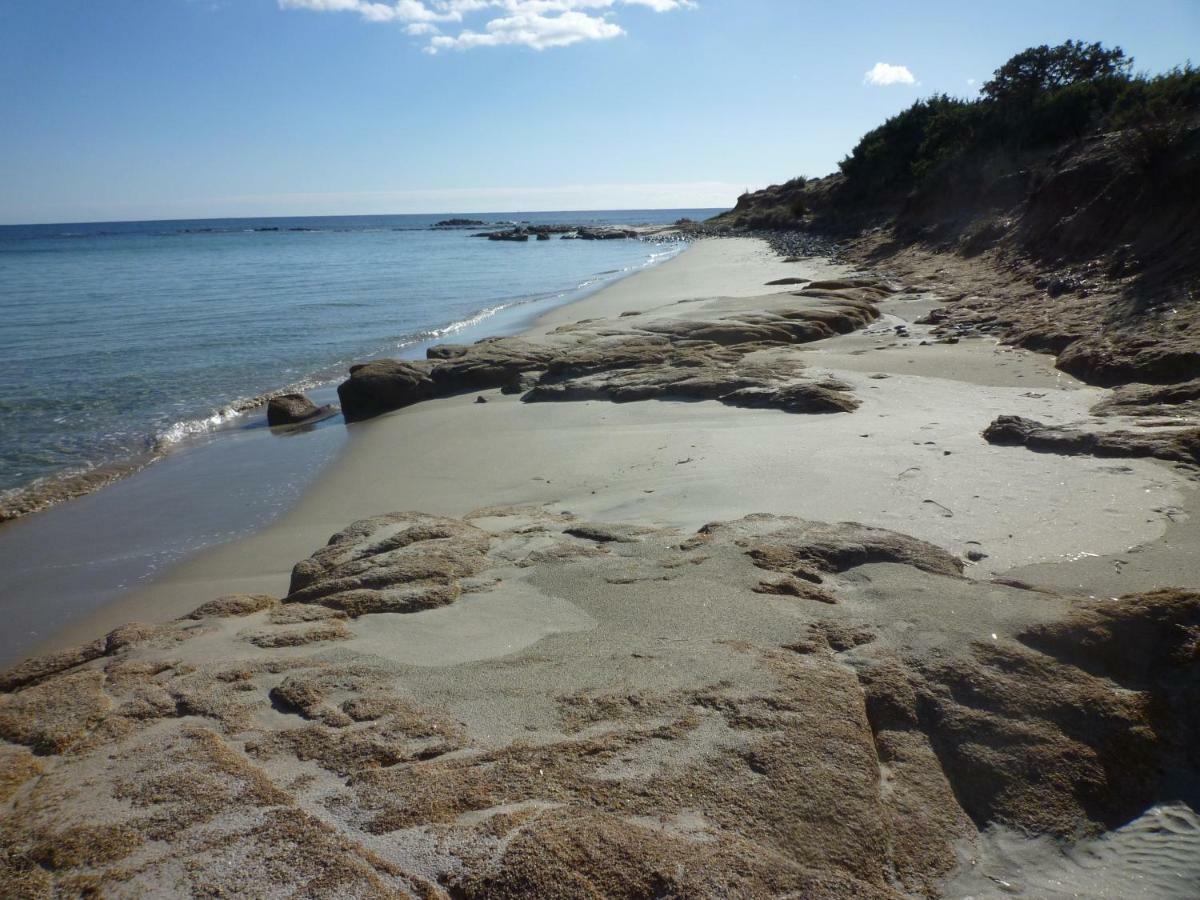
0;0;1196;224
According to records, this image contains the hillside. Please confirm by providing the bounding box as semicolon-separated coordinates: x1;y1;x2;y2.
712;42;1200;386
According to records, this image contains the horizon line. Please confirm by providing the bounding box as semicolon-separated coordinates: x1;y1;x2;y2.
0;204;733;229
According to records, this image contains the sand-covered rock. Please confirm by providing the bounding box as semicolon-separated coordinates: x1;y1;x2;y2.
2;508;1196;897
285;512;493;615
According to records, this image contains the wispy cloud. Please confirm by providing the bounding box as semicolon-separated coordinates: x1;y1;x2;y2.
863;62;915;87
279;0;696;52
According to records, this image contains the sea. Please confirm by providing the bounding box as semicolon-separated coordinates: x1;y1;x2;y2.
0;209;717;663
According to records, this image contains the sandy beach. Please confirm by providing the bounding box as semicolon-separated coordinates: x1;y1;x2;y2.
44;237;1196;647
3;236;1198;897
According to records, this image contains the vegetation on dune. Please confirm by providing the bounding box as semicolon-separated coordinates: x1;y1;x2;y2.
838;41;1198;199
717;41;1199;231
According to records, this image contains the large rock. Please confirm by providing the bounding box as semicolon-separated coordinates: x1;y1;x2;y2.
337;359;436;422
429;338;558;394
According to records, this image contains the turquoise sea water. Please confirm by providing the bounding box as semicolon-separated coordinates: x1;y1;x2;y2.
0;210;710;497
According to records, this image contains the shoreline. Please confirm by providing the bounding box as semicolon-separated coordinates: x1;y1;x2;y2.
3;234;1198;896
0;238;686;667
29;236;1197;658
0;234;686;528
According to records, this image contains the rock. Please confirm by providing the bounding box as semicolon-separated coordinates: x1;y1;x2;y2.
475;396;488;404
1091;378;1200;418
433;219;486;228
2;505;1198;897
753;576;839;604
285;513;492;616
501;371;543;395
563;523;655;544
270;676;327;718
429;338;558;394
965;549;988;562
0;640;107;692
187;594;279;620
916;309;951;325
337;360;436;422
242;621;351;648
426;344;470;360
722;383;859;414
982;415;1200;464
765;277;808;286
0;670;111;754
336;288;889;422
692;514;965;579
266;393;329;427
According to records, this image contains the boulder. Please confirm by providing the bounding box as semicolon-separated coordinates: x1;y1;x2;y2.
266;393;328;427
337;360;436;423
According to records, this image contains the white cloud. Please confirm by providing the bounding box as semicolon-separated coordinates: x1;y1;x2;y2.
429;10;623;51
279;0;695;52
863;62;915;87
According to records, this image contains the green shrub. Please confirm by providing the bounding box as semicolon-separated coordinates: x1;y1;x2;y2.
837;42;1198;199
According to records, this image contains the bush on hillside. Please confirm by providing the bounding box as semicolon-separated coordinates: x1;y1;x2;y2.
837;42;1200;198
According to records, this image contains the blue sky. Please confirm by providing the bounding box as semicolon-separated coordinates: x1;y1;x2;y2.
1;0;1196;224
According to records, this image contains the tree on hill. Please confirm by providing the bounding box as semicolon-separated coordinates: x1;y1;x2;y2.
982;40;1132;104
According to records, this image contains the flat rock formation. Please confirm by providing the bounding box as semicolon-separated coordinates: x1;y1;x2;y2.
2;506;1197;897
338;279;892;422
983;414;1200;465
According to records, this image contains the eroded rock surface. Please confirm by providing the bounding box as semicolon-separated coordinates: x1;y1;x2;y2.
983;414;1200;464
2;507;1196;897
336;280;890;421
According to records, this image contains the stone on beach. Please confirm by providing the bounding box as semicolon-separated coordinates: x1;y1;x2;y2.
983;414;1200;464
266;393;322;427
